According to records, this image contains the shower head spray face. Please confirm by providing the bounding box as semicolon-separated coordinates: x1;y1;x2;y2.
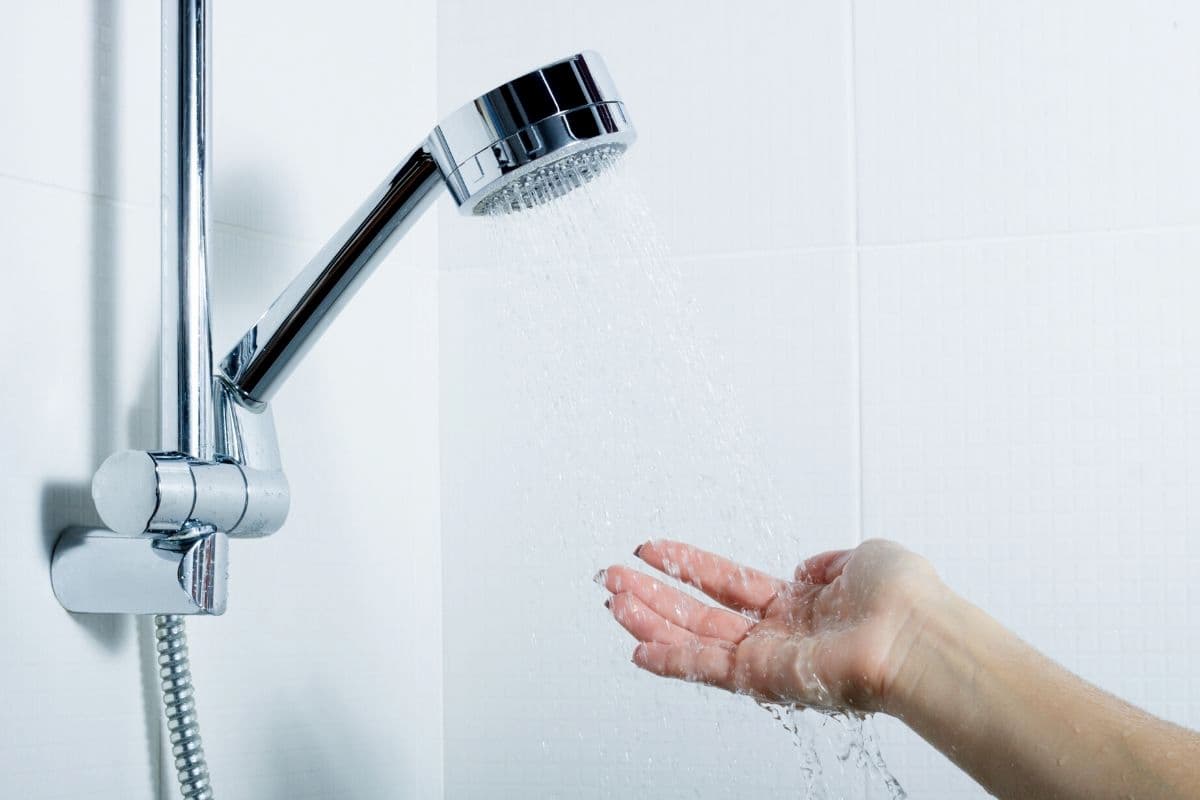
427;52;636;215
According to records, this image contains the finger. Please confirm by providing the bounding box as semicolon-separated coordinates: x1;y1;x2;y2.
601;565;754;642
632;641;738;691
635;540;785;615
608;592;729;647
794;549;854;585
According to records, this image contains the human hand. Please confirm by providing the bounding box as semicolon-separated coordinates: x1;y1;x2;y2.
599;538;945;712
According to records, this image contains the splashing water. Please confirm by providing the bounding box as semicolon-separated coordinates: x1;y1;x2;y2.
764;705;907;800
469;153;904;799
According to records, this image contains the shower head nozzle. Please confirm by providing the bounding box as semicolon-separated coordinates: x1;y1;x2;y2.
428;51;636;216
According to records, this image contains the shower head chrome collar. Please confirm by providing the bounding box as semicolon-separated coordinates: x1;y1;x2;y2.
428;51;636;215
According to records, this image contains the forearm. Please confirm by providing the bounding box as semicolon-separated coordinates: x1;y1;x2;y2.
885;590;1200;799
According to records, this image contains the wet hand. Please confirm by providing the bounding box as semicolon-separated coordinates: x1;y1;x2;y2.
599;539;944;712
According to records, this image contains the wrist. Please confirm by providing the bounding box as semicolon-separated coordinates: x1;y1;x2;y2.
879;580;978;719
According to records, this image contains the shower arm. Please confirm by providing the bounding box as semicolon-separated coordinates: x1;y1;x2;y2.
221;147;443;409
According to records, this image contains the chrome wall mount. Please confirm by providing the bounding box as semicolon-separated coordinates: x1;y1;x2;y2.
50;49;635;615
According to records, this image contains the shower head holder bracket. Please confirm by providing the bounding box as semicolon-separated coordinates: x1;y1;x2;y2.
51;378;288;615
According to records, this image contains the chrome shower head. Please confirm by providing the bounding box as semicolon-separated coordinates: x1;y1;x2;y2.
50;43;642;618
428;51;636;215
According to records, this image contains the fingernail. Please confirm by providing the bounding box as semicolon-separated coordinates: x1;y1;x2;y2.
592;569;607;586
633;543;645;558
632;643;645;664
604;597;612;609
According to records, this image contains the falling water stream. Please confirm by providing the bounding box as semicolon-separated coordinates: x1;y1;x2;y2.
473;154;905;799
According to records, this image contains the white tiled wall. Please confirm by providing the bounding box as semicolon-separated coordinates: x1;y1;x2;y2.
854;0;1200;243
438;0;1200;798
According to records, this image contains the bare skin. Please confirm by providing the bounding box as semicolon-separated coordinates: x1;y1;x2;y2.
600;538;1200;799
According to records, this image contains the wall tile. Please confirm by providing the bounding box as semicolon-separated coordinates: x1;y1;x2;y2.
0;3;158;207
188;3;443;795
439;248;860;797
854;0;1200;244
212;1;439;242
0;1;441;243
186;228;442;800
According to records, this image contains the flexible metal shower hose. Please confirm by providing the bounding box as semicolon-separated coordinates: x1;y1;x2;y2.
156;615;214;799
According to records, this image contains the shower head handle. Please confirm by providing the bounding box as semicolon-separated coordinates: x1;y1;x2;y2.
220;146;444;408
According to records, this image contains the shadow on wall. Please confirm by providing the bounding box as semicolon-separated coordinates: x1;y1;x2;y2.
36;3;163;792
209;162;299;353
38;0;155;653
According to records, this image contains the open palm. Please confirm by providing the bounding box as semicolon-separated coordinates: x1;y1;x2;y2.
600;538;940;712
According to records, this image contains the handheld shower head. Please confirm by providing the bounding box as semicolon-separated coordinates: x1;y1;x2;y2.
51;47;640;618
221;52;635;407
429;51;635;215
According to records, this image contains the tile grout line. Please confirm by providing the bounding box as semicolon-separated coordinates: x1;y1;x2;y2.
8;169;1200;262
0;171;153;211
434;5;448;798
0;171;339;249
859;221;1200;251
846;2;874;794
847;0;866;552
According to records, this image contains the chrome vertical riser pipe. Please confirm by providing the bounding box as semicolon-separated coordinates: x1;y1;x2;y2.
162;0;214;462
159;1;216;797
